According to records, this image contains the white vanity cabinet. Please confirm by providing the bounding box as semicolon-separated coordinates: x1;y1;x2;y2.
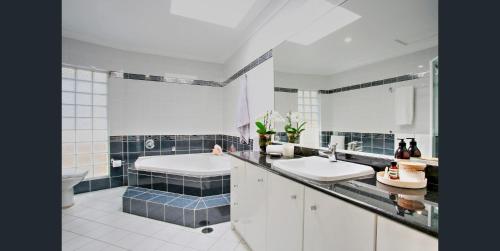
230;157;246;235
376;216;438;251
303;187;376;251
266;172;305;251
243;163;268;251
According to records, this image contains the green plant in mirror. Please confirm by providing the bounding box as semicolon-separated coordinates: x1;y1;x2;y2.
284;112;306;144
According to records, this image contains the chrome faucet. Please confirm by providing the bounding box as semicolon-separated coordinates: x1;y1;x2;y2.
327;142;338;162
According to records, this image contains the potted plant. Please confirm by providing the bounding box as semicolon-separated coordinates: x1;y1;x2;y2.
256;111;283;153
284;112;306;144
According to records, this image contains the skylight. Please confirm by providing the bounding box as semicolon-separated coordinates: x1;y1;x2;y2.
288;6;361;45
170;0;256;28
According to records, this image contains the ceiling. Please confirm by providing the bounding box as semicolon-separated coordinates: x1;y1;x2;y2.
274;0;438;75
62;0;286;64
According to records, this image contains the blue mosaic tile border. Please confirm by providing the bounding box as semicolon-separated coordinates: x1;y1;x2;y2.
321;131;395;156
127;169;230;197
122;187;230;228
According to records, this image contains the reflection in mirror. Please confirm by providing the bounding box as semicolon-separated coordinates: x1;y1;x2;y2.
273;0;438;159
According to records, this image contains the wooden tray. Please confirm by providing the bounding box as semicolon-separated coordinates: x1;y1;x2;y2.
376;171;427;189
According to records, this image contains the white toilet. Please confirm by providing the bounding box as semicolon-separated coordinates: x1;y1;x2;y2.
62;169;88;208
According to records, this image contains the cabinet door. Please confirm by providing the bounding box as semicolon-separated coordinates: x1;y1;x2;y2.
266;173;305;251
304;187;376;251
377;216;438;251
244;164;268;251
230;157;246;235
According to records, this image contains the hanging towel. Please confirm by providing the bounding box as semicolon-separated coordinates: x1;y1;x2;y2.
394;86;414;125
236;74;250;144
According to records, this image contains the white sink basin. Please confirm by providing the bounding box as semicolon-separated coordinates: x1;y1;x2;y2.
272;156;374;182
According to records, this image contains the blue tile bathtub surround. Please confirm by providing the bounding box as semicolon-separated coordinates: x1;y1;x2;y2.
128;168;229;197
74;176;125;194
320;131;395;155
122;187;230;228
317;73;425;95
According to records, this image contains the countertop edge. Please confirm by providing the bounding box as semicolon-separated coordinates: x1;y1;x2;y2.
228;151;438;238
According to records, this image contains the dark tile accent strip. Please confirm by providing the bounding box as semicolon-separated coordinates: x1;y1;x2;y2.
274;87;298;93
318;73;425;95
222;50;273;85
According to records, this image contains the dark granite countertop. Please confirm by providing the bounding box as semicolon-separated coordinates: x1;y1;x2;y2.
228;151;438;238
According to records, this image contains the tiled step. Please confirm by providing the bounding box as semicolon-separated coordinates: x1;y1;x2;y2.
122;187;230;228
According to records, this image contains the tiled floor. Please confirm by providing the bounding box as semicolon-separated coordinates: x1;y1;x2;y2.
62;187;250;251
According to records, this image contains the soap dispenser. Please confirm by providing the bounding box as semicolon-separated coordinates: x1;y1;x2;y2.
394;138;410;159
406;138;422;158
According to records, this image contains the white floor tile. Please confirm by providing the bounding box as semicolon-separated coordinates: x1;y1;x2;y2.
155;242;185;251
62;235;94;251
96;228;130;245
114;232;148;249
169;230;203;246
83;224;115;239
152;225;185;242
100;245;127;251
185;235;218;251
130;237;166;251
208;237;239;251
62;230;79;244
75;239;109;251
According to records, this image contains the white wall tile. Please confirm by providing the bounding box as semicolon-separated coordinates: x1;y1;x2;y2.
62;118;75;130
93;142;108;153
93;153;108;164
76;105;92;117
62;130;76;143
76;118;92;130
62;154;76;168
76;130;92;142
93;130;108;141
62;67;75;79
77;153;92;166
93;106;107;117
77;81;93;93
93;163;108;177
62;92;75;104
93;83;107;94
77;69;92;81
62;105;75;117
94;72;108;83
76;142;93;154
76;93;92;105
93;95;107;106
93;118;107;130
62;79;75;92
62;143;76;155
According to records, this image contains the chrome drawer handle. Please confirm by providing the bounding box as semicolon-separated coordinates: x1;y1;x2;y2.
291;195;297;199
233;184;238;188
257;178;264;182
310;205;317;211
234;202;239;206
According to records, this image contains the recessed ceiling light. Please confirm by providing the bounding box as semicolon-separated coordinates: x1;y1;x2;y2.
170;0;256;28
287;6;361;45
344;37;352;43
418;65;424;68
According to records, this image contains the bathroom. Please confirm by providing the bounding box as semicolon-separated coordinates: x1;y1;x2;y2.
61;0;438;250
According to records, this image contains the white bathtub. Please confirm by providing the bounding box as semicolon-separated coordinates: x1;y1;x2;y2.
134;153;231;176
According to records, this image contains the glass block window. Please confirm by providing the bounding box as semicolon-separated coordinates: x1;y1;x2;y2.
298;90;320;131
62;66;109;179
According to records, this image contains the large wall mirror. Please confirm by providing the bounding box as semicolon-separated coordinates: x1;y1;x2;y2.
273;0;438;158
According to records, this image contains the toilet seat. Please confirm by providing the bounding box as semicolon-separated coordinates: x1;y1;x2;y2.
62;169;88;179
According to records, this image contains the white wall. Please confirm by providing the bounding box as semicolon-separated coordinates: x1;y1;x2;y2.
108;79;223;135
62;37;224;81
222;59;275;149
274;71;328;90
63;37;225;136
